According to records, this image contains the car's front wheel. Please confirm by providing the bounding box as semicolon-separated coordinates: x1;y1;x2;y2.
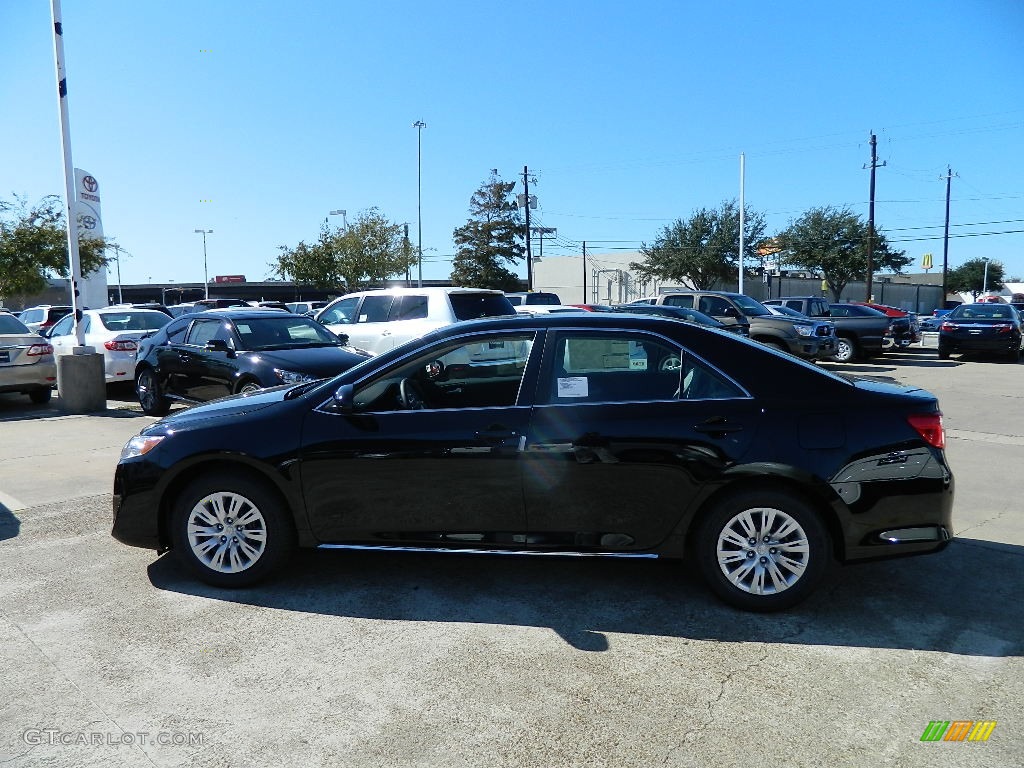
170;473;294;587
695;489;830;612
136;368;171;416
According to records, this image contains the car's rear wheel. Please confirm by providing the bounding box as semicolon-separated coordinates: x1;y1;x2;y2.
937;347;950;360
28;387;52;404
170;473;293;587
695;489;830;612
136;368;171;416
830;336;858;363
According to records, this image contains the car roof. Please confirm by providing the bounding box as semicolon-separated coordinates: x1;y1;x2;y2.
342;287;505;297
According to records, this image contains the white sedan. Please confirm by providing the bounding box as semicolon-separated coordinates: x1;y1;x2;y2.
46;308;172;384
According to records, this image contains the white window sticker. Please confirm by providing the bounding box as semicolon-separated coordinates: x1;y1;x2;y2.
557;376;589;398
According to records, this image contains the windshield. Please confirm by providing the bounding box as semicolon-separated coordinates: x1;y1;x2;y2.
731;294;771;316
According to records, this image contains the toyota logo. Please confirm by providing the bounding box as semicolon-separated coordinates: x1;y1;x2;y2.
80;215;97;229
83;176;98;193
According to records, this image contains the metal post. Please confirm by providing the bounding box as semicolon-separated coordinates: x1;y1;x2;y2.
983;258;990;295
50;0;85;347
413;120;426;287
942;168;953;307
738;152;745;295
194;229;212;298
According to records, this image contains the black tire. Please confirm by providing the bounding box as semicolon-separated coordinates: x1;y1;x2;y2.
170;472;294;588
695;488;830;612
937;347;950;360
136;368;171;416
830;336;859;363
28;387;52;404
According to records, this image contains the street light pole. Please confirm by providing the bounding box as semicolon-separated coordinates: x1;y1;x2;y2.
982;257;990;296
194;229;212;299
329;209;347;228
413;120;426;288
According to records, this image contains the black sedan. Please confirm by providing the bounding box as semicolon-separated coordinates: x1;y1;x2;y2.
114;314;953;612
610;304;750;335
937;303;1024;361
134;309;370;415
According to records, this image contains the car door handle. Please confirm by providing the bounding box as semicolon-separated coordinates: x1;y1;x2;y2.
475;429;518;444
693;417;744;436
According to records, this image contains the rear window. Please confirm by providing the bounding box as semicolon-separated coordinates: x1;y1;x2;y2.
98;312;172;331
0;315;30;334
450;293;516;320
523;292;561;305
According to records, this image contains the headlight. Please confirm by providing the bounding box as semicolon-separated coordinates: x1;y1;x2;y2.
274;368;318;384
794;325;813;337
120;435;164;461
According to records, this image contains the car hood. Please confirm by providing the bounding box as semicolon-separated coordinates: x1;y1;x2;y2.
145;386;290;433
245;345;368;375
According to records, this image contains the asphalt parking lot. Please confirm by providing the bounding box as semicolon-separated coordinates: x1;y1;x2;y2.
0;351;1021;767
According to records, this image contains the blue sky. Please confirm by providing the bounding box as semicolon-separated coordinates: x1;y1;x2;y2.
2;0;1022;288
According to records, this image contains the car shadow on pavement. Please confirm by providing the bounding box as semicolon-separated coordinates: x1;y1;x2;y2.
0;503;19;542
147;535;1023;657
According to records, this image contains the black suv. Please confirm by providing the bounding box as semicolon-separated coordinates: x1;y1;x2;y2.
632;292;833;360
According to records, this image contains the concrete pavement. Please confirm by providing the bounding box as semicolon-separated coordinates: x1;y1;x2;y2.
0;350;1021;767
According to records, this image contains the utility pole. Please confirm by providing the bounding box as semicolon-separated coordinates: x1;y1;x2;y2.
582;241;587;304
522;166;533;290
864;132;886;302
403;223;411;286
738;152;745;295
941;167;955;306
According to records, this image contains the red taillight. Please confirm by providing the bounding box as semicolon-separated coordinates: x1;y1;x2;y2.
27;343;53;357
104;339;138;352
907;413;945;449
939;321;957;332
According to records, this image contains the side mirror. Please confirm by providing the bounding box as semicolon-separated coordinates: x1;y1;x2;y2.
331;383;355;413
205;339;234;357
720;306;738;317
335;331;350;345
425;360;446;381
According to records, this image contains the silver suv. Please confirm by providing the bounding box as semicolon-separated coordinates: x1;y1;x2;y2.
315;287;516;355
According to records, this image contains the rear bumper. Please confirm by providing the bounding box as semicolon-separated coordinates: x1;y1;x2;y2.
0;362;57;392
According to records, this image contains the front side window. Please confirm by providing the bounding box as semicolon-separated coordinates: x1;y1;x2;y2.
353;332;535;412
50;314;75;336
320;296;359;325
187;319;233;347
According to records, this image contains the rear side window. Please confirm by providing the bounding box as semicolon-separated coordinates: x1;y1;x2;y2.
389;295;429;321
449;293;516;320
359;295;394;323
698;296;731;316
662;295;694;308
165;319;190;343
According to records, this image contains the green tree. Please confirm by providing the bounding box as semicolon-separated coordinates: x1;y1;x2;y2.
450;171;523;291
775;206;911;302
630;200;766;290
947;258;1005;300
0;195;109;300
270;208;412;291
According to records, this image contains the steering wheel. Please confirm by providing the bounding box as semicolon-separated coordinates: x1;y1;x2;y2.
660;355;682;372
399;378;426;410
